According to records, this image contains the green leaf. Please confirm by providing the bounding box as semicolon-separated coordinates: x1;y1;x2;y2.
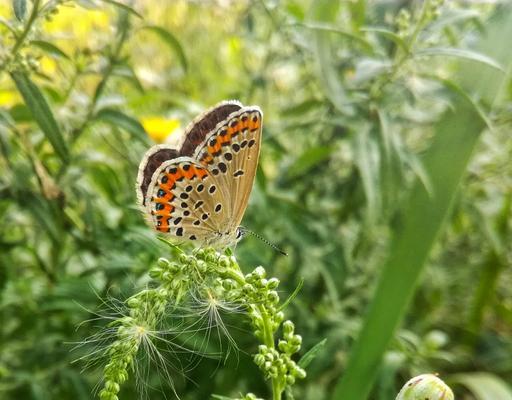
353;125;381;221
295;22;374;53
101;0;142;19
360;27;408;51
10;71;69;163
285;146;334;180
298;338;327;369
415;47;505;72
333;86;488;400
450;373;512;400
31;40;70;60
308;0;354;115
94;108;148;143
427;9;481;33
112;63;144;92
12;0;26;21
142;25;188;72
278;277;304;312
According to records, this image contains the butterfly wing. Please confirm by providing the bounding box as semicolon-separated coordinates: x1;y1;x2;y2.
136;101;262;246
144;157;230;242
193;106;262;233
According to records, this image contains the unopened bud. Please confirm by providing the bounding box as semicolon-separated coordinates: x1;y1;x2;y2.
396;374;454;400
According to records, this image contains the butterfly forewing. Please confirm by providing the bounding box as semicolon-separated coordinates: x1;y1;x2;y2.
194;107;262;233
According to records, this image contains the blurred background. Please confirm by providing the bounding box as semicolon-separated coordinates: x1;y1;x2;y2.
0;0;511;399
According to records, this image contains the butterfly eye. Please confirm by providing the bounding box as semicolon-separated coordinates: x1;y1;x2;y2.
235;227;245;240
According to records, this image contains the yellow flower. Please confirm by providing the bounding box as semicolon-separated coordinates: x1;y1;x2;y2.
0;90;20;107
141;117;180;143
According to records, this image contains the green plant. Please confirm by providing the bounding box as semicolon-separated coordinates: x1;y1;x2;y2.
1;1;512;399
94;244;306;400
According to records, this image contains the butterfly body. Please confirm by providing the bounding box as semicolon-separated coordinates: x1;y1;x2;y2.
136;101;262;248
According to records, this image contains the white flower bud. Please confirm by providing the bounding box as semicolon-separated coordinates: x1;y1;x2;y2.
396;374;454;400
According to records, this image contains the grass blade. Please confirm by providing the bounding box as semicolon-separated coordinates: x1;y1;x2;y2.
10;71;69;163
415;47;505;72
94;107;148;144
332;84;486;400
31;40;70;60
142;25;188;72
308;0;354;115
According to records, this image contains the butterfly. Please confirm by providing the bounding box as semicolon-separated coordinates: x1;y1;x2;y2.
136;100;262;248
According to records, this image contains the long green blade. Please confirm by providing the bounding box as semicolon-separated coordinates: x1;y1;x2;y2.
11;71;69;163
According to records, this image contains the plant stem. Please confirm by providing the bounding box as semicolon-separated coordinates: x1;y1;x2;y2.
258;304;282;400
225;266;282;399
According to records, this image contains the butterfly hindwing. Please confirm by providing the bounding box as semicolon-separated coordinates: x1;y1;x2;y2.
145;157;231;242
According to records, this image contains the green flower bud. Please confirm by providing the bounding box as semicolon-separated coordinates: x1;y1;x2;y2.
149;267;163;279
396;374;454;400
283;320;295;335
105;380;120;394
126;298;140;309
219;255;230;268
291;334;302;346
196;259;207;272
99;389;118;400
254;266;266;278
254;354;265;366
267;291;279;305
294;366;306;379
267;278;279;289
157;257;170;267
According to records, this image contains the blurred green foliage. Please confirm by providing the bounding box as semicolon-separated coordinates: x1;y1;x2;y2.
0;1;511;399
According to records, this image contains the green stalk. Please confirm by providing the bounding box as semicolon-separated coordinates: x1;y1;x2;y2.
226;266;283;399
332;91;486;400
258;304;282;400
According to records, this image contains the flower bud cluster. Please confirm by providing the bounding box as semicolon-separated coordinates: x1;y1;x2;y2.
396;9;411;38
425;0;445;21
98;247;306;399
99;319;140;400
253;320;306;386
100;255;195;399
243;267;283;341
254;343;306;386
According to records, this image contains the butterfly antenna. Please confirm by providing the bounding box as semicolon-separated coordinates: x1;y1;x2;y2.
240;227;288;256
